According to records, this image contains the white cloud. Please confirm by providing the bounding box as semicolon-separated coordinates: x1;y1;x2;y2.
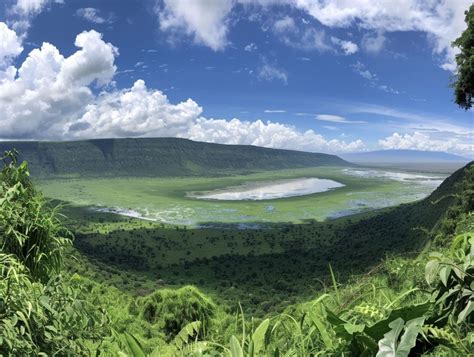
257;60;288;84
70;80;202;138
352;62;399;94
273;16;296;33
13;0;51;15
0;29;117;139
352;61;375;80
156;0;233;51
244;42;258;52
291;0;471;71
361;32;386;53
8;0;63;36
331;37;358;55
151;1;469;70
264;109;286;113
0;26;365;154
316;114;367;124
0;22;23;67
350;104;473;147
272;16;330;52
187;118;366;153
76;8;115;25
379;132;473;156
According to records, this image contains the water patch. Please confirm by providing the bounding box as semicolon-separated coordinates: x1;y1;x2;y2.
93;206;156;221
188;177;345;201
342;168;445;187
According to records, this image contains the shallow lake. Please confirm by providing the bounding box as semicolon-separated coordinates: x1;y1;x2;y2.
188;177;345;201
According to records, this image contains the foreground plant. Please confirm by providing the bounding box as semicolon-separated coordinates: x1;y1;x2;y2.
0;151;110;355
0;150;71;282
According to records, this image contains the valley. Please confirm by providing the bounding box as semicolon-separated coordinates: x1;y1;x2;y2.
38;165;445;225
1;2;473;355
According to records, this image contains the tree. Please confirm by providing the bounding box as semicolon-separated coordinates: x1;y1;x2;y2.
452;4;474;110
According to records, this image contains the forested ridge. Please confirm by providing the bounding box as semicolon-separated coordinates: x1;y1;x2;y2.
0;138;349;178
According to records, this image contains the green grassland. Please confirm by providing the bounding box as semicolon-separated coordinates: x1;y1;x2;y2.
37;166;442;225
57;165;458;315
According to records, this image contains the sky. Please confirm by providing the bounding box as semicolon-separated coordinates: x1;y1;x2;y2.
0;0;472;157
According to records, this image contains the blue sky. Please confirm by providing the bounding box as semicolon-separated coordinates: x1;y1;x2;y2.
0;0;472;157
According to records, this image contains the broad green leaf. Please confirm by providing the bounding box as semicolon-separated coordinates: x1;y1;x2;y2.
252;318;269;354
230;335;243;357
396;317;424;356
376;318;405;357
457;300;474;324
309;312;333;349
439;266;452;287
376;317;424;357
123;332;146;357
365;302;430;341
354;334;378;355
344;323;365;335
173;320;201;350
425;260;439;285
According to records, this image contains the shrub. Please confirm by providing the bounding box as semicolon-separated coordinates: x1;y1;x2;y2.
137;285;216;340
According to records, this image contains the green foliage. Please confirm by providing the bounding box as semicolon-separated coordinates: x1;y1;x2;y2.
427;234;474;326
0;258;109;355
133;286;216;341
0;152;110;355
2;153;472;356
173;321;202;350
376;317;424;357
0;151;71;282
452;4;474;110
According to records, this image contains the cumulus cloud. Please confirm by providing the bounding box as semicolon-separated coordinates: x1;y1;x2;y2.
379;132;473;156
70;80;202;138
75;85;364;153
331;37;358;55
156;0;233;51
0;22;23;67
0;27;118;139
186;118;366;153
0;25;365;154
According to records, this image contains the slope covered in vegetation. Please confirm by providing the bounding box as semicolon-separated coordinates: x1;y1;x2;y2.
0;138;349;178
65;163;467;314
1;151;472;355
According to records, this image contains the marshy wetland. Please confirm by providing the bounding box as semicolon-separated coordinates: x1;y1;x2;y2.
38;166;445;226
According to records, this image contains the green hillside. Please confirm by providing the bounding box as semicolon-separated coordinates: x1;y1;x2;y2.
67;163;471;313
0;138;349;178
1;153;472;355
